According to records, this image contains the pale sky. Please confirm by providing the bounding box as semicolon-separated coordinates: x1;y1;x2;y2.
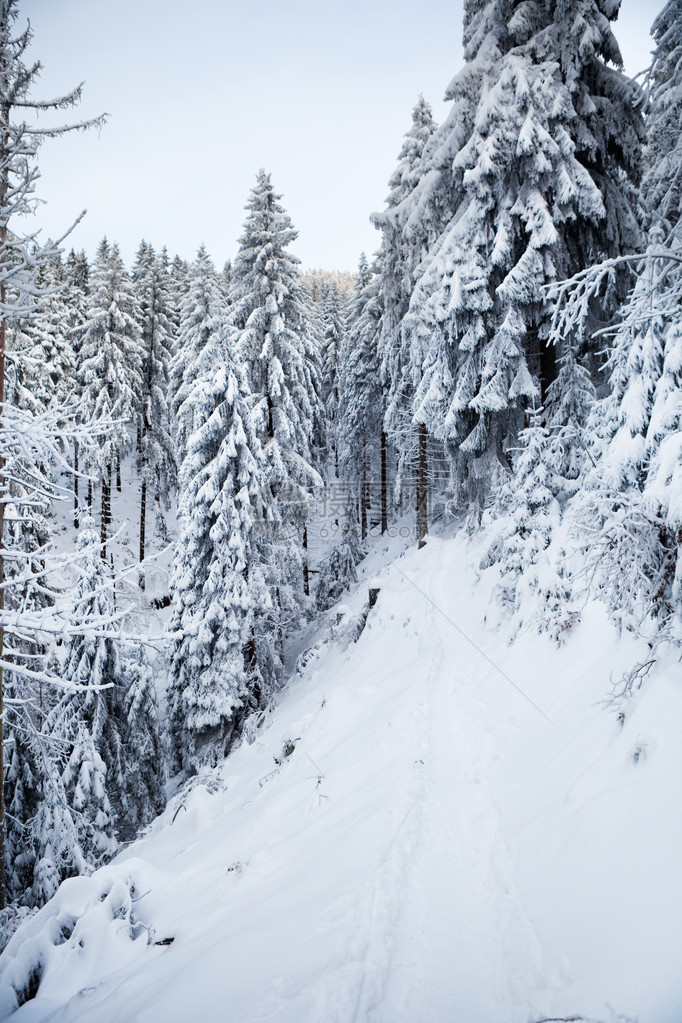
22;0;662;272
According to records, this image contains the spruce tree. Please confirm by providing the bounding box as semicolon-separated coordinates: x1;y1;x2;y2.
339;255;383;540
78;240;143;556
574;2;682;636
392;0;643;511
169;245;223;466
229;170;323;632
41;518;124;867
132;241;176;568
373;95;436;442
168;322;271;773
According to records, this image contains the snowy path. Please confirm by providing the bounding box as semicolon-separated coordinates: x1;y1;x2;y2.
4;533;682;1021
373;547;546;1022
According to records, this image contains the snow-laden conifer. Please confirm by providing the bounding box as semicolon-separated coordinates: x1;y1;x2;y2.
132;241;176;566
77;240;143;552
316;492;363;611
372;95;436;442
339;255;383;538
482;406;572;638
43;518;125;862
168;322;271;773
229;170;323;627
390;0;643;511
169;245;223;465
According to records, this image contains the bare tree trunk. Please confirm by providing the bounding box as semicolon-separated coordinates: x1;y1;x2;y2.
0;225;6;910
116;456;121;493
360;478;367;540
381;430;388;536
276;586;284;666
139;476;147;571
73;439;80;529
101;465;111;562
87;478;93;512
416;423;428;548
302;524;309;597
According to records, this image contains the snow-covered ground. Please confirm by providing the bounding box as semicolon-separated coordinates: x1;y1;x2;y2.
2;527;682;1022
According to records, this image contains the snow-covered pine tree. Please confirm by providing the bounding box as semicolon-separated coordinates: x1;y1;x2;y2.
482;405;572;638
320;283;345;474
567;1;682;637
19;254;75;410
77;239;143;556
120;647;165;837
316;491;363;611
43;517;126;863
393;0;643;515
1;483;55;906
132;241;176;568
0;0;105;916
169;245;223;466
168;320;271;773
229;170;323;629
642;0;682;233
373;95;436;444
219;258;233;301
339;254;383;540
64;250;90;527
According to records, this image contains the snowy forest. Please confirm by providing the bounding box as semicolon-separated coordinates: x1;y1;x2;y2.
0;0;681;1019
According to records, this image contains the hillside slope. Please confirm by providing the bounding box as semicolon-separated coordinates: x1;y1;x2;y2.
2;532;682;1022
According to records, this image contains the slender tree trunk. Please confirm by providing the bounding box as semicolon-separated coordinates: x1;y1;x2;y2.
381;430;388;536
360;478;367;540
416;423;428;548
139;477;147;585
87;478;93;511
0;112;8;904
73;440;80;529
0;236;6;911
539;339;557;406
302;524;309;597
116;456;121;493
101;466;111;561
276;586;284;666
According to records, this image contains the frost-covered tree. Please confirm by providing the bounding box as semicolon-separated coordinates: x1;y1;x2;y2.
64;250;90;526
18;255;74;409
78;240;143;555
120;647;165;837
45;519;126;854
316;492;363;610
373;95;436;441
339;255;383;538
320;284;346;472
642;0;682;232
168;323;271;773
229;170;323;626
133;241;176;567
482;406;572;638
0;0;104;910
169;245;223;465
559;2;682;638
390;0;643;512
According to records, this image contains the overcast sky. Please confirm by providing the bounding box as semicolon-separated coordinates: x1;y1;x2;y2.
22;0;662;272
